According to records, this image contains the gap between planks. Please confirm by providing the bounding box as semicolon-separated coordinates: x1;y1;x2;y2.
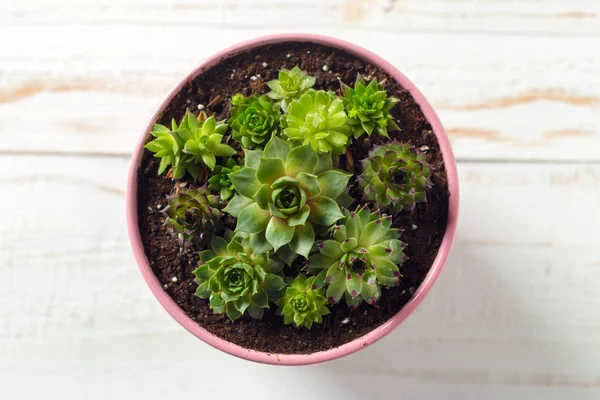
2;150;600;166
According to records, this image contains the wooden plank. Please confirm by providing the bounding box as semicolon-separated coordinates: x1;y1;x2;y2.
1;155;600;398
1;24;599;160
2;0;600;35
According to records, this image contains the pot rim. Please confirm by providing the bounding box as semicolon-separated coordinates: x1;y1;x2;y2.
126;33;459;365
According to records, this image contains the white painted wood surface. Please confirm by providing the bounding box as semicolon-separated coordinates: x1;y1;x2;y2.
1;1;599;399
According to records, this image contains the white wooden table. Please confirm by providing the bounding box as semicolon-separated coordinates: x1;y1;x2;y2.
2;0;600;398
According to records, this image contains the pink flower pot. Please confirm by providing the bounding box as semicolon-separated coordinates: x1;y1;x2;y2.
126;33;459;365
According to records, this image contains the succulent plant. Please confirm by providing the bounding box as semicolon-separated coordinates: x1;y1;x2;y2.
266;66;316;112
275;275;329;329
358;142;432;213
229;94;280;149
341;75;400;139
284;90;352;155
193;235;286;321
308;205;407;308
223;137;352;258
207;158;242;201
162;184;224;246
144;110;236;179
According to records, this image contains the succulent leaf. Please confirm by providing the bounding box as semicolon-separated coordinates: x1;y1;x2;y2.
207;158;242;200
358;142;432;213
275;275;330;329
193;235;286;321
341;75;400;139
229;94;281;149
308;206;407;307
144;110;235;178
228;138;351;258
266;66;317;112
283;90;352;155
162;184;224;247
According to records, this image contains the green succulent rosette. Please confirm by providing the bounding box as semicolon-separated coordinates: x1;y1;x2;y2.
283;90;352;155
207;158;242;201
308;205;406;308
358;142;432;213
162;184;224;246
266;66;316;112
144;110;235;179
229;94;280;149
275;275;329;329
341;75;400;139
223;137;353;258
193;235;286;321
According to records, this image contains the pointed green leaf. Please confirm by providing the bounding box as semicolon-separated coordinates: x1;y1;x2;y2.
340;237;358;253
312;269;327;289
209;292;225;310
287;204;310;227
265;217;294;250
373;258;400;279
314;152;333;175
255;184;270;210
276;245;297;266
193;264;212;281
358;216;392;247
252;287;269;308
360;282;380;304
296;172;320;199
334;191;355;208
223;194;254;217
307;196;344;226
345;212;360;239
201;152;216;170
201;115;216;134
247;304;264;319
195;281;211;298
250;231;273;254
346;273;363;298
326;278;346;304
289;223;315;258
285;144;318;176
263;273;286;292
225;302;242;321
236;203;270;234
244;149;263;169
319;240;344;259
257;157;286;185
318;170;351;199
293;313;305;327
235;294;251;314
210;236;229;256
226;238;244;254
157;156;170;175
230;167;260;198
345;292;363;308
307;253;334;271
211;143;236;157
263;136;292;159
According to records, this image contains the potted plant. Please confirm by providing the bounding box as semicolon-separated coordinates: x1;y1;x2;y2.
127;34;459;365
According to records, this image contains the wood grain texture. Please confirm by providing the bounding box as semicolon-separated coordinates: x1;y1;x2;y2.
1;155;599;399
1;0;599;160
2;1;599;398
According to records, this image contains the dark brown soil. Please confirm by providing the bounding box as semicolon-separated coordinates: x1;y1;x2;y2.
137;42;449;354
